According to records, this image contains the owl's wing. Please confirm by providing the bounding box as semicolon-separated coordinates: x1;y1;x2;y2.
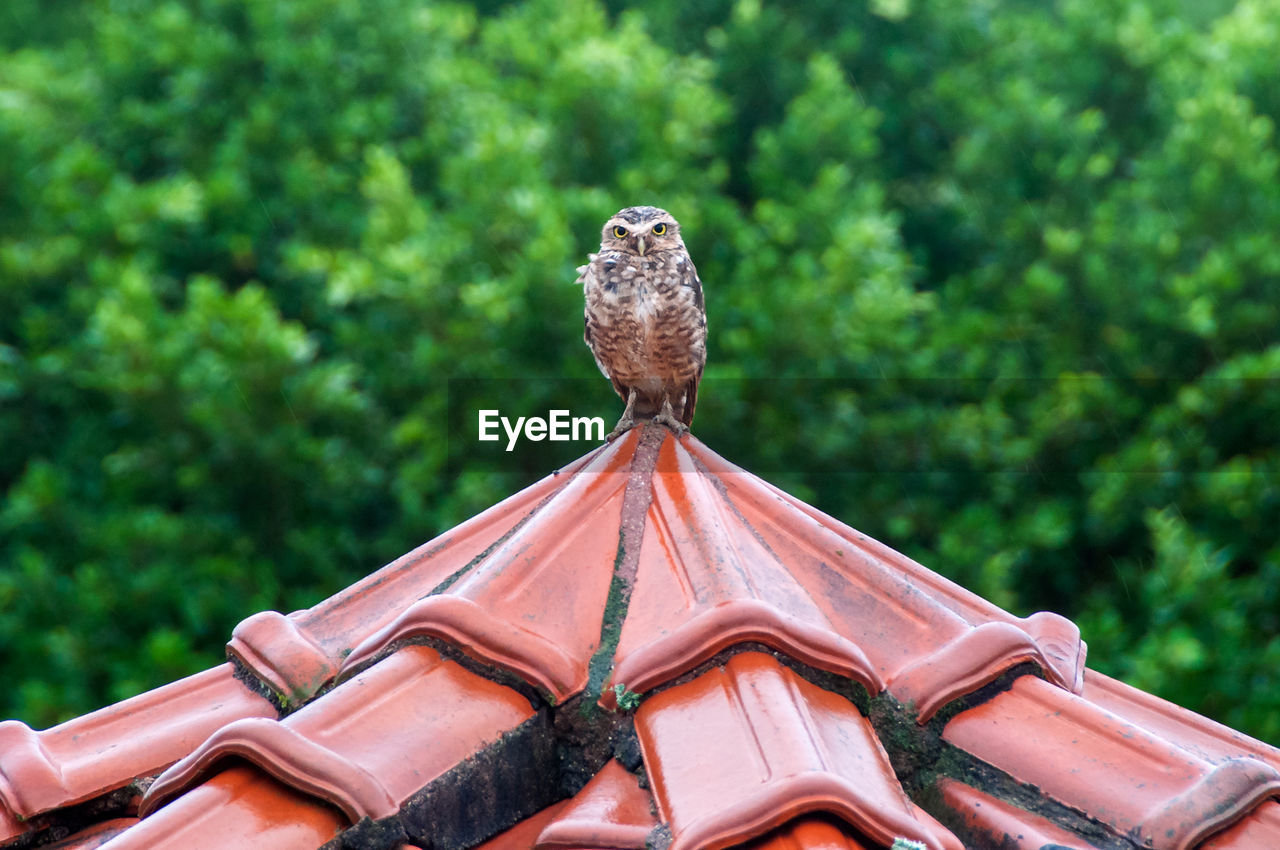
690;268;705;317
580;256;598;349
681;375;699;426
585;315;631;404
581;262;598;351
583;308;608;373
682;263;707;427
688;261;707;345
581;260;628;403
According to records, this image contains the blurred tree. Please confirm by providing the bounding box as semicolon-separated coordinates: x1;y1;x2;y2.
1;0;1276;743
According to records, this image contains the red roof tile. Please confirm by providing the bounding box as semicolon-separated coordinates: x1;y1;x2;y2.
225;445;606;708
227;611;345;709
609;437;883;706
738;817;877;850
340;435;635;703
937;779;1095;849
0;663;275;841
97;765;345;849
635;651;960;850
475;802;571;850
1201;801;1280;849
142;644;536;842
1081;668;1280;774
4;426;1278;850
534;759;656;849
678;439;1085;713
943;674;1280;848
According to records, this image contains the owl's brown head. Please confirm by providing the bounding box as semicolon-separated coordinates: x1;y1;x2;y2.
600;206;684;257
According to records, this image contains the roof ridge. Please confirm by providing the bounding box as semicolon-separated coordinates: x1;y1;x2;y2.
584;426;665;701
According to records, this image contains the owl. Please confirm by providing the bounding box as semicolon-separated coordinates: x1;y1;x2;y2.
579;206;707;440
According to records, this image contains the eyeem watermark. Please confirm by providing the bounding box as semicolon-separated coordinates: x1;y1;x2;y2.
446;379;618;473
478;409;605;451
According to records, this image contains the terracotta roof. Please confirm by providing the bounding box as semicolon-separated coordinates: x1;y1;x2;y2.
2;426;1277;850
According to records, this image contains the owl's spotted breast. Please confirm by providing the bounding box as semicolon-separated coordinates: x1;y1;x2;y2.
580;206;706;440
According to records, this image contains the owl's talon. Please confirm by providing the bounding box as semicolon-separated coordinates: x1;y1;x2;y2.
653;394;689;437
652;410;689;438
606;388;641;441
606;417;637;442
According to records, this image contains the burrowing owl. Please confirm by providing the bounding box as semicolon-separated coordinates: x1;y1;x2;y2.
579;206;707;440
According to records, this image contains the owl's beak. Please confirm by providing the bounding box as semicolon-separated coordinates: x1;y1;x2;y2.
635;236;647;256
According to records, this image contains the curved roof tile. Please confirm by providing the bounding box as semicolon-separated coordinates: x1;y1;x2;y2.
339;431;634;703
736;818;877;850
1081;668;1280;773
943;674;1280;848
679;439;1086;712
635;651;962;850
534;759;656;850
143;645;534;839
139;716;399;823
608;436;884;706
889;619;1076;723
936;780;1095;849
1201;801;1280;849
96;765;346;850
226;611;344;707
0;664;275;836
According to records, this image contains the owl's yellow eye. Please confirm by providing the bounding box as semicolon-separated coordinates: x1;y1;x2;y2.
612;226;628;238
652;223;667;236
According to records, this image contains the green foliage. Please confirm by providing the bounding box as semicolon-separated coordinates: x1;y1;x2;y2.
2;0;1277;744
